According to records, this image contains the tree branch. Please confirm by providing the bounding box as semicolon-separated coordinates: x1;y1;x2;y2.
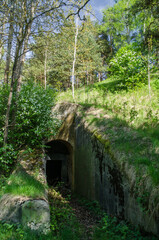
66;0;90;20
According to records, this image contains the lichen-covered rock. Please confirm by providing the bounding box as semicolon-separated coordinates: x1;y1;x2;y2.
0;194;50;234
0;149;50;234
0;194;27;224
22;200;50;234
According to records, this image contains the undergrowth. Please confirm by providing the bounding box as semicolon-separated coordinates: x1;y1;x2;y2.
0;182;158;240
48;184;83;240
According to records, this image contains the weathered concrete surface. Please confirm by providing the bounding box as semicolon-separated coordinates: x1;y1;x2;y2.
53;103;159;237
0;149;50;234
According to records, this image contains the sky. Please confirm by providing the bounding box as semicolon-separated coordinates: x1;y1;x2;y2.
89;0;115;22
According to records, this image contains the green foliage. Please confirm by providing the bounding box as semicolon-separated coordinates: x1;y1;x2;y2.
25;17;103;89
10;82;59;148
77;197;102;216
0;144;17;174
93;214;157;240
108;46;147;89
0;182;157;240
0;85;9;129
49;187;82;239
0;82;60;175
0;222;54;240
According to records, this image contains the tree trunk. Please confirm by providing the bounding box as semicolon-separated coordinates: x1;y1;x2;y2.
148;39;151;100
86;66;89;85
16;2;35;93
3;41;23;146
44;45;48;89
110;34;113;55
72;18;79;100
4;1;35;145
126;0;130;44
4;15;14;84
98;72;101;82
0;17;5;62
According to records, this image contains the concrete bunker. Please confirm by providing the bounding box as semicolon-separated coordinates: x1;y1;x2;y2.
45;140;73;187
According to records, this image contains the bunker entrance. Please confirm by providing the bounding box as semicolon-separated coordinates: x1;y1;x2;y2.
45;140;72;186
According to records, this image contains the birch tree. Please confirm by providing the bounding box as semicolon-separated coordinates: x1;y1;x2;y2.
71;17;79;99
3;0;90;145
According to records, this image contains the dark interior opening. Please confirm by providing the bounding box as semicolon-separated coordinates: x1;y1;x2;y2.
46;160;62;185
45;140;71;186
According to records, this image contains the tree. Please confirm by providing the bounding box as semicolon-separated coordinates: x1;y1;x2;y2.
130;0;159;97
2;0;91;145
101;0;135;53
71;17;79;99
26;14;103;91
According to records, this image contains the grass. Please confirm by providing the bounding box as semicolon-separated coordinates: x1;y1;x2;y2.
0;166;46;198
0;183;84;240
56;77;159;185
57;78;159;131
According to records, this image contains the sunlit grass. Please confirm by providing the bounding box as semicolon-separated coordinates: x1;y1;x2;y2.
56;77;159;185
57;78;159;130
0;166;46;198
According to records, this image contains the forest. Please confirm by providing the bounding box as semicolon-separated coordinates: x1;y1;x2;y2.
0;0;159;239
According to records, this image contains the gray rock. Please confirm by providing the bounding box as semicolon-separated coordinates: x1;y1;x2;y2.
0;194;50;234
22;199;50;234
0;194;25;224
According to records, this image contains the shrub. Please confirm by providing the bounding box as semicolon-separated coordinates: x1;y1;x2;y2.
10;82;60;148
108;45;147;89
0;82;60;175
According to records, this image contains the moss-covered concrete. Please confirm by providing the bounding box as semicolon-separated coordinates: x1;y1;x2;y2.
53;102;159;237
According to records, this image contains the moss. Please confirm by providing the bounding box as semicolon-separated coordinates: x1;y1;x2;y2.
92;132;118;166
94;133;110;150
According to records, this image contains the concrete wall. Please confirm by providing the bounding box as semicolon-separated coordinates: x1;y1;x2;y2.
73;116;159;235
74;116;124;217
53;103;159;236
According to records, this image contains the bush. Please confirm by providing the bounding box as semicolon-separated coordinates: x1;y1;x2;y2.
0;82;60;175
10;82;60;148
108;46;147;89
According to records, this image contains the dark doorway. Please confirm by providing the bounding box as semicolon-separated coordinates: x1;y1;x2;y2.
46;160;62;185
45;140;72;187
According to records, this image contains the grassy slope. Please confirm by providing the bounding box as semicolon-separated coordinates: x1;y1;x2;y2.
57;78;159;191
0;149;47;199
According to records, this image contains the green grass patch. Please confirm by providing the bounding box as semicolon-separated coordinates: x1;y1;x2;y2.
0;166;46;198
